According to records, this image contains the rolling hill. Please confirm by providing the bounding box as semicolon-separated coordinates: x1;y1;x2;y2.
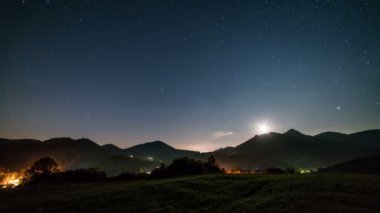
0;129;379;175
123;141;204;163
215;129;380;170
319;155;380;174
0;138;158;176
314;131;349;142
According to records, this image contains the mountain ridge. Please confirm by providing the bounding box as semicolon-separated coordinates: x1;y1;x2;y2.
1;129;379;175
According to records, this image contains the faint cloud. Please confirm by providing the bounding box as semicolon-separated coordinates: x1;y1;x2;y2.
212;130;234;138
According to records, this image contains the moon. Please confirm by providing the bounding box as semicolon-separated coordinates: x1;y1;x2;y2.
257;123;271;134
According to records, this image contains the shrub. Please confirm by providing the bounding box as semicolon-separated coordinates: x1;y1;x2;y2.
150;156;224;179
265;167;286;174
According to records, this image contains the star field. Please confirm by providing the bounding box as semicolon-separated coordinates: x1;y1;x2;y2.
0;0;379;151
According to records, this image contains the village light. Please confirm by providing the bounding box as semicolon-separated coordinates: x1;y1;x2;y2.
0;171;24;188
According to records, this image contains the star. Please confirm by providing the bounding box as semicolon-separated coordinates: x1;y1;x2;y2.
336;106;341;110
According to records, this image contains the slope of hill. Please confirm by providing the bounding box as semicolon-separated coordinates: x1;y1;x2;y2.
101;144;124;155
315;130;380;145
283;129;312;140
314;131;349;142
123;141;204;163
319;155;380;174
1;129;379;175
348;130;380;147
0;138;158;176
229;132;330;169
214;146;236;156
216;129;380;170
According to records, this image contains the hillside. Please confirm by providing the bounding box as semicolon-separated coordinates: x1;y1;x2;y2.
319;155;380;174
314;131;349;142
124;141;204;163
215;129;380;170
101;144;124;155
0;138;158;176
1;129;379;175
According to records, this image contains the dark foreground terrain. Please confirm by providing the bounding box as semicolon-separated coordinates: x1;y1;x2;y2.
0;174;379;213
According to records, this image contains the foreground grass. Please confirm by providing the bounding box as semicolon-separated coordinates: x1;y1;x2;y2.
0;174;379;212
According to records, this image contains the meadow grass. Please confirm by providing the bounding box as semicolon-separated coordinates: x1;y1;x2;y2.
0;174;379;212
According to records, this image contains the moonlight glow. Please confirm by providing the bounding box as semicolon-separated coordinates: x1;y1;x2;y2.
257;123;271;135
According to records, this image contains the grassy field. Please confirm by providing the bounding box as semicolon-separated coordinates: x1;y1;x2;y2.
0;174;379;212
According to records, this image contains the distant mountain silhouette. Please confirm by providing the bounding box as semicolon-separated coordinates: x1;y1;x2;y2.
314;131;349;142
124;141;203;163
1;129;379;175
0;138;157;176
315;130;380;145
102;144;124;155
319;155;380;174
283;129;311;140
229;132;328;169
216;129;380;170
347;130;380;147
214;146;236;156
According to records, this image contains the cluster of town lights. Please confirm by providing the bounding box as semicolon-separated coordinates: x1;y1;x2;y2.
0;171;24;188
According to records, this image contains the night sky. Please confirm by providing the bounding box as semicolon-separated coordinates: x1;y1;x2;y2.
1;0;379;151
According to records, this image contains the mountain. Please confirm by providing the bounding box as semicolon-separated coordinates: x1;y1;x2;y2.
1;129;379;175
123;141;204;163
319;155;380;174
347;130;380;147
229;132;329;169
102;144;124;155
214;146;236;156
0;138;158;176
314;131;349;142
214;129;380;170
283;129;312;140
0;138;204;176
315;130;380;146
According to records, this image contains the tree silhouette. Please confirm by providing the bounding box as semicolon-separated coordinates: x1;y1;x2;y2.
265;167;285;174
207;156;216;167
61;168;106;182
159;163;166;169
29;157;60;176
151;156;224;179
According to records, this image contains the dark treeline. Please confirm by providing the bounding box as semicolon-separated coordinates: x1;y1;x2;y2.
24;156;224;185
150;156;224;179
23;156;305;185
27;168;107;184
25;157;107;184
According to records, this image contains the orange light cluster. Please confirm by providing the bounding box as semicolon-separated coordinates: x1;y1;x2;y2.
0;171;24;188
225;169;257;174
226;169;241;174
